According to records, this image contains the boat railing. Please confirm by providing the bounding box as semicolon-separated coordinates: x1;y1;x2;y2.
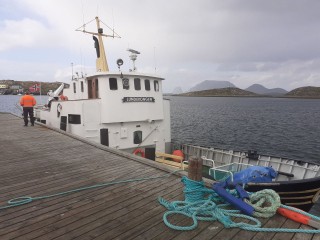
181;144;320;180
208;162;254;182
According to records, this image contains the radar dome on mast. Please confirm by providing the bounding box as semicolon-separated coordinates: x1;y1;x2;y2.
127;48;140;71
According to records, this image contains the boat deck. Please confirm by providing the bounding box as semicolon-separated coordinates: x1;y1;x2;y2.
0;112;319;240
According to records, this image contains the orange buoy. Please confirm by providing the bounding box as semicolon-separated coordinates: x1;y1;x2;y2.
172;149;184;163
133;148;145;158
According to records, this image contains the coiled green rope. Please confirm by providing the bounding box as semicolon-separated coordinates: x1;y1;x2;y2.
159;176;320;234
246;189;281;218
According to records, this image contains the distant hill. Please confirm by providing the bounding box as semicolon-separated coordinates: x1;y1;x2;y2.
172;87;183;94
245;84;287;96
180;87;257;97
285;86;320;98
189;80;236;92
0;80;66;95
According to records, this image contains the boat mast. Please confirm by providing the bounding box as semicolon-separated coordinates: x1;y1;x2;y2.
76;16;121;72
94;17;108;72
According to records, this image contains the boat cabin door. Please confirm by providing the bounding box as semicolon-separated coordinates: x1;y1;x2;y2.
88;78;99;99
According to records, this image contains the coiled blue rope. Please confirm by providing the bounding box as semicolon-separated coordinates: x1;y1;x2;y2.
0;170;182;210
159;176;320;234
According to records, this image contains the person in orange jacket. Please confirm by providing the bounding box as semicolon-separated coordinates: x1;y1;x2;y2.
20;91;37;126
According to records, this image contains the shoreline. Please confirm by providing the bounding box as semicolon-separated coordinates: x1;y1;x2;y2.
165;94;320;99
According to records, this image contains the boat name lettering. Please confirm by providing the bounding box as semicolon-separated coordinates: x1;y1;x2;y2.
122;97;155;103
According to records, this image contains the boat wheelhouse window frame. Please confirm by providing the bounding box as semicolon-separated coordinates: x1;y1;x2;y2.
109;78;118;90
133;130;142;144
145;79;150;91
73;82;76;93
134;78;141;91
154;80;159;92
81;81;84;92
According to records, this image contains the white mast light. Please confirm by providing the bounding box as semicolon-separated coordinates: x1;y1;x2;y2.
127;48;140;71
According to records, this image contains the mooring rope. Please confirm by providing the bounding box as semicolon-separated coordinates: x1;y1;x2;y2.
2;171;320;234
0;170;182;210
159;176;320;234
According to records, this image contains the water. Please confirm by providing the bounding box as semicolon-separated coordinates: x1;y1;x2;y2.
0;95;48;116
168;96;320;164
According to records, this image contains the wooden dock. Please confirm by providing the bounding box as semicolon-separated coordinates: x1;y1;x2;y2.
0;112;319;240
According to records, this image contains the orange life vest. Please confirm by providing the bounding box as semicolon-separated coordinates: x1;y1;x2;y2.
20;95;37;107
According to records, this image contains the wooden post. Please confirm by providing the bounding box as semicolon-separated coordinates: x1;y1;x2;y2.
188;157;203;181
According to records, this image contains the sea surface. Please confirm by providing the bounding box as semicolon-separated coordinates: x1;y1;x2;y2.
168;96;320;164
0;95;48;116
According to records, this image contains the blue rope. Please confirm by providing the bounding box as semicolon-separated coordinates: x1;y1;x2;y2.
159;176;320;234
0;170;182;210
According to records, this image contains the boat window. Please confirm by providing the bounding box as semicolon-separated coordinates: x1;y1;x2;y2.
122;78;129;90
81;81;84;92
95;78;99;98
68;114;81;124
134;78;141;90
145;79;150;91
133;130;142;144
73;82;76;93
88;79;93;98
109;78;118;90
154;80;159;92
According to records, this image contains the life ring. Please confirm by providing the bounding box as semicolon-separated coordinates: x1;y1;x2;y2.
57;103;62;112
133;148;145;158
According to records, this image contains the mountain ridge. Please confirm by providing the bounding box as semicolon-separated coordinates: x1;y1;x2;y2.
172;80;320;98
180;87;258;97
245;84;287;95
188;80;236;92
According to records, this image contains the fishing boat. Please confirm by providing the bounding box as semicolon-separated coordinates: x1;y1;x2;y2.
179;144;320;212
34;17;171;157
33;16;320;212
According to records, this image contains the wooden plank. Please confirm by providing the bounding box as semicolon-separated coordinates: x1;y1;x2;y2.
181;222;224;240
253;214;287;240
232;217;270;240
0;168;165;238
64;181;183;240
291;224;317;240
155;158;183;168
11;177;180;240
169;221;217;240
0;167;157;229
155;152;184;161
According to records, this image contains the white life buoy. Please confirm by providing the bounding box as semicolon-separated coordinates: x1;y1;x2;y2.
57;103;62;112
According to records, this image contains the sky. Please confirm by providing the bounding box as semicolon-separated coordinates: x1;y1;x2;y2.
1;0;320;92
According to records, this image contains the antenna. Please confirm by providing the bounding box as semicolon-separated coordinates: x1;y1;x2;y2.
127;48;140;71
75;17;121;72
71;63;74;80
154;47;157;73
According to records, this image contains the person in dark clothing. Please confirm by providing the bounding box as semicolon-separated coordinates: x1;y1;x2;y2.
20;91;37;126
